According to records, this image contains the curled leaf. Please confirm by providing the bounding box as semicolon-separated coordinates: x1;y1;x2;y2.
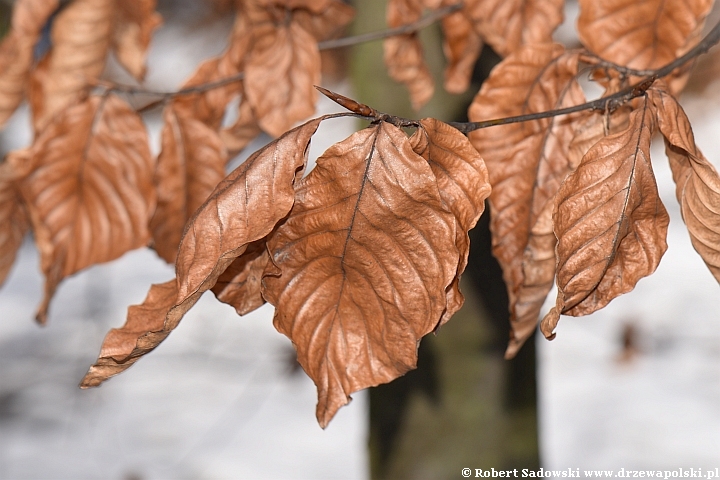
650;85;720;282
541;99;669;339
82;118;323;387
112;0;163;81
211;240;270;315
411;118;491;325
441;9;483;94
263;122;458;427
17;95;155;324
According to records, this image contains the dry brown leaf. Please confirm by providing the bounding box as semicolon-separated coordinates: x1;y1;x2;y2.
384;0;434;110
410;118;491;325
82;118;322;387
441;10;483;94
468;44;587;356
650;85;720;282
293;0;355;42
541;98;669;339
211;240;270;315
461;0;564;57
150;106;227;264
0;156;30;287
245;17;320;137
0;0;59;127
220;97;263;155
578;0;713;89
30;0;114;133
112;0;163;81
262;122;458;428
15;95;154;324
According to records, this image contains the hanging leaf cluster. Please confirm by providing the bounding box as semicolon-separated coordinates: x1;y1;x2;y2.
1;0;720;427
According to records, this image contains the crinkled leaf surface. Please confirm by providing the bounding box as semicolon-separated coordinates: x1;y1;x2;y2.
468;44;587;356
82;118;322;387
650;85;720;282
150;106;227;263
541;99;669;338
211;240;270;315
410;118;490;325
17;95;155;324
262;122;458;428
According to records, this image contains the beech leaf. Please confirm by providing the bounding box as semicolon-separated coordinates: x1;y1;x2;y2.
150;106;228;264
410;118;491;325
262;122;458;428
441;9;483;94
112;0;163;81
541;99;669;339
468;44;587;356
0;156;30;287
650;85;720;282
211;240;270;315
16;95;155;324
82;118;322;387
29;0;114;133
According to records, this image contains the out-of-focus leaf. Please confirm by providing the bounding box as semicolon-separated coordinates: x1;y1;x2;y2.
16;95;155;324
383;0;434;109
81;118;322;387
245;15;320;137
468;44;587;356
150;106;227;264
262;122;458;428
650;85;720;282
220;96;262;156
0;0;59;127
112;0;163;81
0;155;30;287
461;0;564;57
293;0;355;42
541;99;669;339
441;9;482;94
410;118;490;325
578;0;713;91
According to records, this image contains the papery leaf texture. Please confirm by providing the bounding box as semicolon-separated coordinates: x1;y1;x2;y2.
461;0;564;57
578;0;714;89
112;0;163;81
383;0;434;109
650;85;720;282
541;98;669;338
82;118;322;388
244;7;321;137
0;157;30;287
468;44;587;357
410;118;491;325
262;121;458;428
0;0;59;127
29;0;114;133
15;95;155;324
211;240;270;315
149;106;227;264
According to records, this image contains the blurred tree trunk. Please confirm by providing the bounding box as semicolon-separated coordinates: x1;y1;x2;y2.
349;2;540;478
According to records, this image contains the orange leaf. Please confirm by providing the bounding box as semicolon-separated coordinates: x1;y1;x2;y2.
0;0;59;127
220;94;263;156
462;0;564;57
262;122;458;427
650;85;720;282
441;9;483;94
112;0;163;81
0;156;30;287
410;118;491;325
468;44;587;356
81;118;323;387
245;17;320;137
541;98;669;339
211;240;270;315
149;106;228;263
16;95;155;324
293;0;355;42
